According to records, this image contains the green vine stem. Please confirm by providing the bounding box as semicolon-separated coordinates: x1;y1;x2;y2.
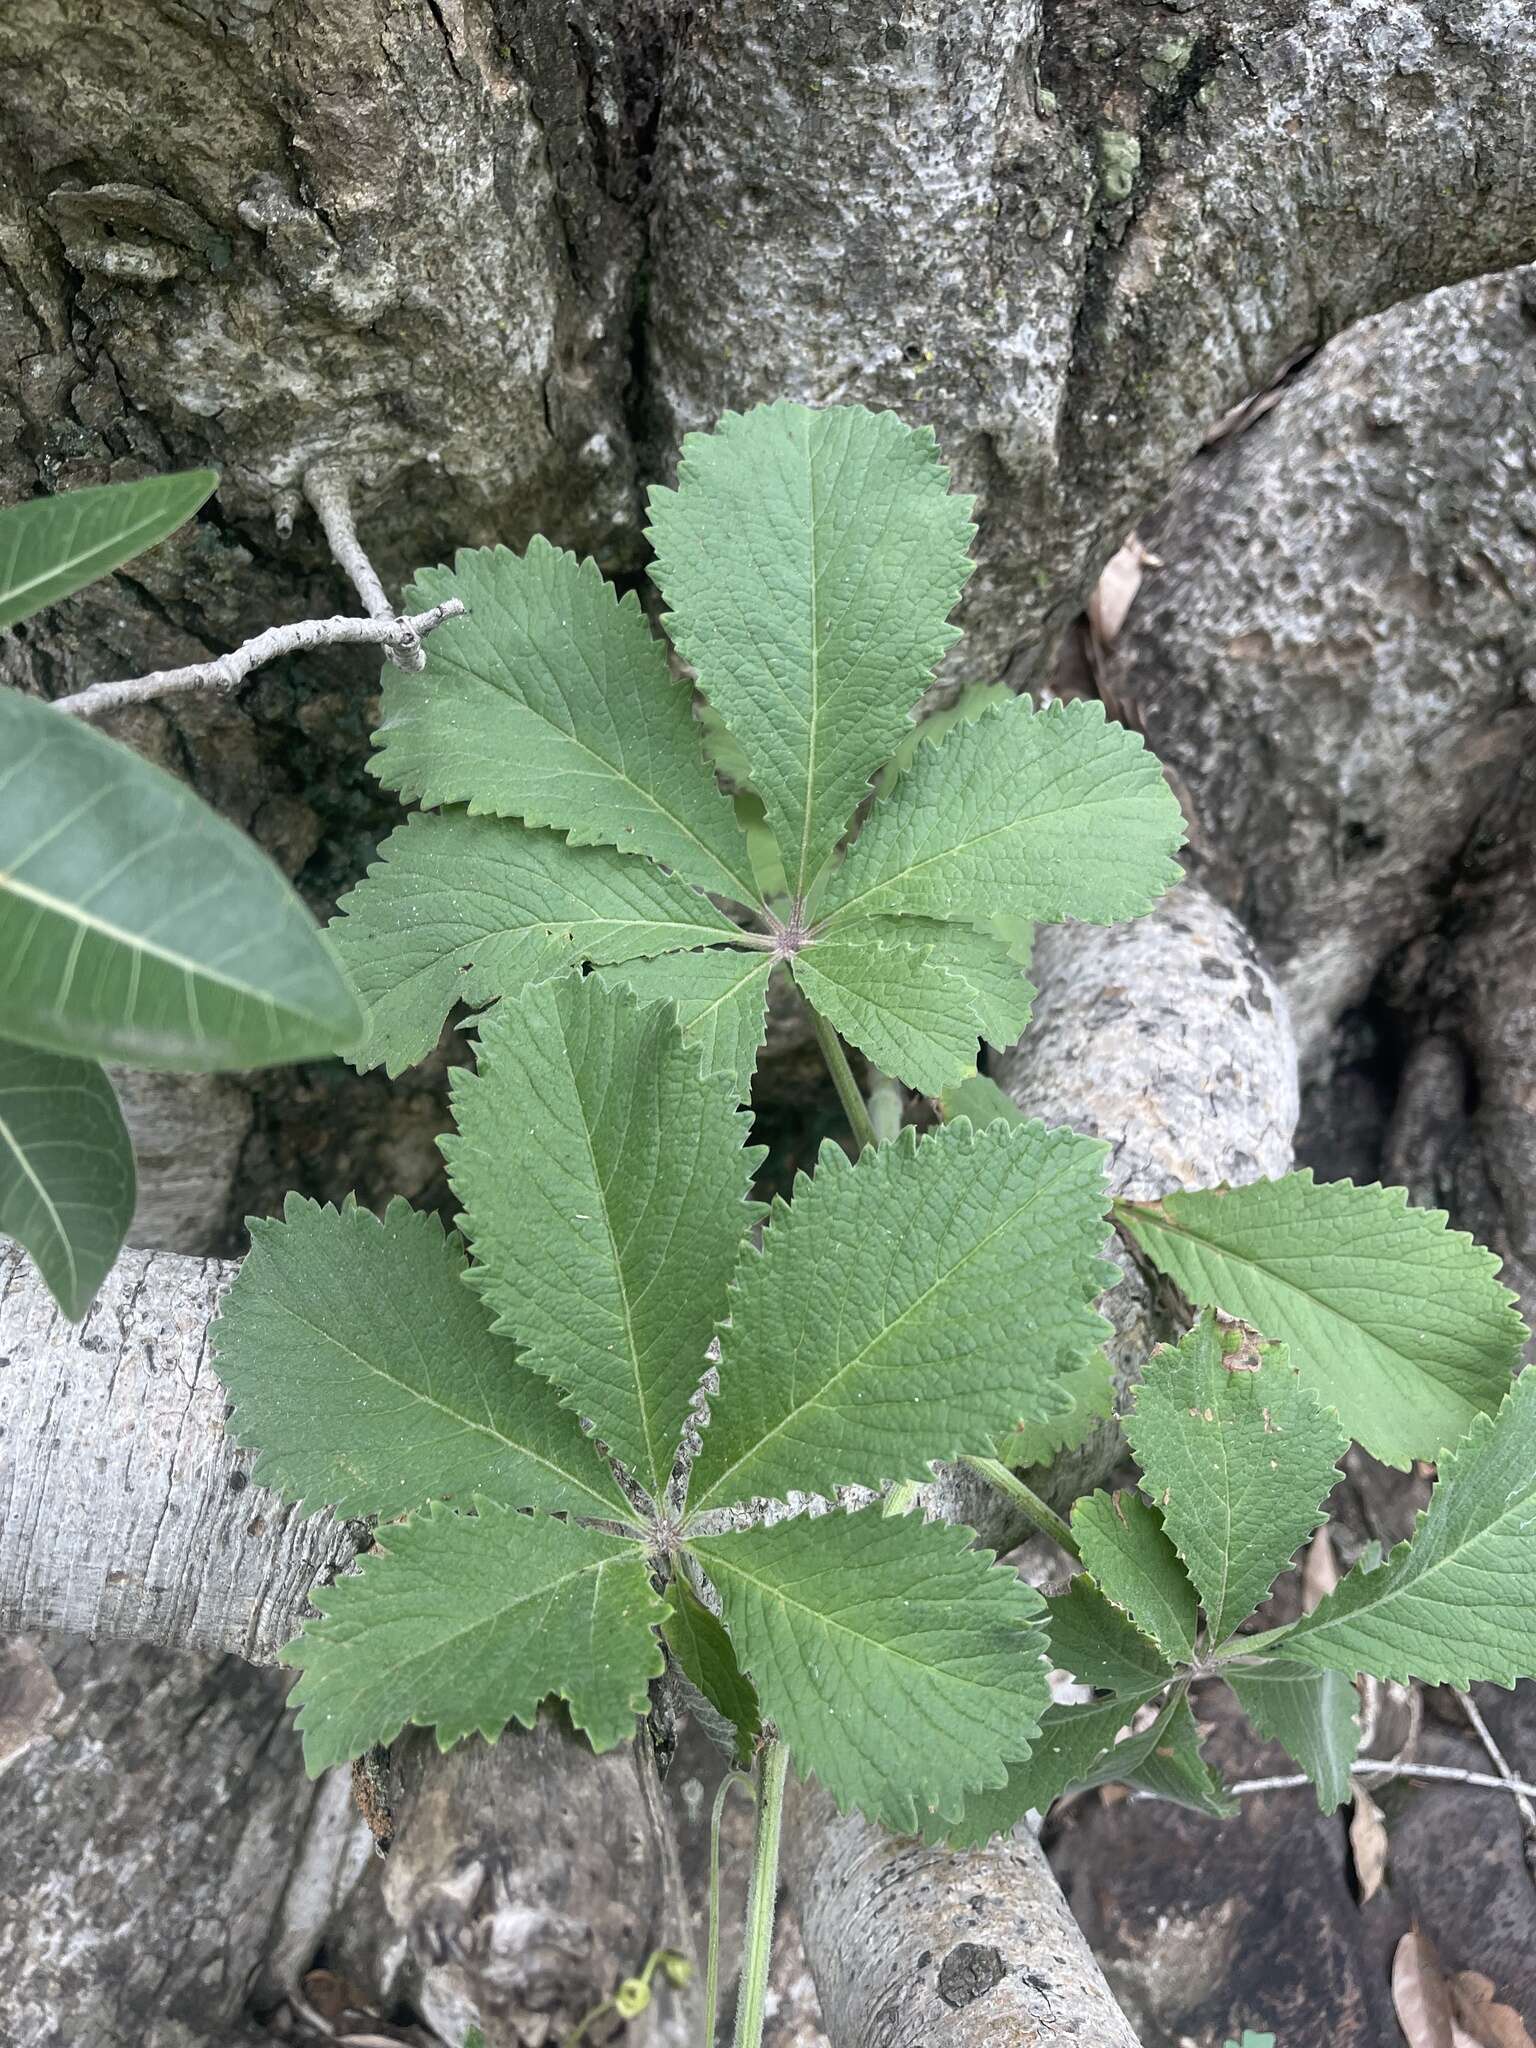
960;1455;1080;1559
806;1004;878;1154
733;1740;790;2048
704;1770;755;2047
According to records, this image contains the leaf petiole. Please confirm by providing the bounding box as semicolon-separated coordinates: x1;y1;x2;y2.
732;1740;789;2048
960;1456;1080;1558
806;1000;878;1154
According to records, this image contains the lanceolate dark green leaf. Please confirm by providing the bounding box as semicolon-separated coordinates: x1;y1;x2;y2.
1045;1576;1175;1694
687;1120;1114;1514
284;1501;665;1775
648;402;976;900
0;1035;134;1320
331;809;742;1076
213;1196;636;1524
0;470;217;630
444;972;763;1499
0;687;364;1070
663;1577;761;1767
373;540;760;906
689;1508;1049;1834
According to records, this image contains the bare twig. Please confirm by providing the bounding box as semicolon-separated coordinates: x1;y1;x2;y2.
303;465;419;670
1198;1760;1536;1803
1456;1690;1536;1838
52;600;464;719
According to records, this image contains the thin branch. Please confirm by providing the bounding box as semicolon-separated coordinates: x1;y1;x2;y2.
1206;1760;1536;1803
52;601;464;719
1456;1689;1536;1837
303;466;419;669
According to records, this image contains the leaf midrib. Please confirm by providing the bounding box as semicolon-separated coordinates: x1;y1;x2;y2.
692;1542;1034;1694
255;1295;635;1524
689;1143;1090;1514
1;867;316;1027
1126;1205;1489;1409
0;1096;76;1300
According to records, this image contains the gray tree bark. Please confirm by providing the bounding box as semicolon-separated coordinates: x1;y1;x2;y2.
4;5;1536;2046
1115;265;1536;1335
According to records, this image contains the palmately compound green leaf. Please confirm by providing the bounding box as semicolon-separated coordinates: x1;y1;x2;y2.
1124;1313;1348;1643
662;1577;761;1767
214;1195;635;1524
373;540;759;905
284;1501;665;1774
812;697;1185;931
1119;1172;1529;1467
444;972;762;1500
687;1119;1114;1515
1225;1662;1360;1814
900;918;1036;1055
689;1508;1049;1833
647;402;976;900
1072;1491;1199;1666
789;928;982;1096
0;1035;134;1320
597;949;774;1104
331;809;743;1076
924;1688;1165;1848
0;687;363;1070
0;470;216;630
1284;1369;1536;1688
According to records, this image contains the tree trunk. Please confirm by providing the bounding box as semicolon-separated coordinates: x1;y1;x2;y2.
6;5;1536;2045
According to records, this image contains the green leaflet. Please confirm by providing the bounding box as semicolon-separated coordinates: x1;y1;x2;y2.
790;929;982;1096
812;697;1185;931
0;1035;134;1320
938;1071;1025;1130
373;539;759;905
1119;1693;1234;1817
597;949;774;1104
1000;1345;1117;1472
1124;1314;1348;1643
687;1120;1114;1514
284;1502;665;1774
648;402;976;900
897;918;1036;1054
1119;1172;1529;1467
331;809;742;1076
1072;1492;1200;1665
0;470;216;630
1284;1369;1536;1687
663;1577;761;1767
214;1196;636;1524
1045;1576;1175;1694
1225;1662;1360;1814
0;686;363;1071
689;1508;1049;1834
444;972;763;1499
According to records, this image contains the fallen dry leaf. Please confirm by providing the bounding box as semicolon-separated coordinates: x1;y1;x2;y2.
0;1637;63;1776
1350;1784;1389;1903
1086;534;1158;653
1302;1524;1340;1611
1449;1970;1536;2048
1394;1928;1457;2048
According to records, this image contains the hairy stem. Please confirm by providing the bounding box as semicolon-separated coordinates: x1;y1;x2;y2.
705;1772;754;2048
806;1005;877;1155
733;1741;788;2048
959;1456;1080;1559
